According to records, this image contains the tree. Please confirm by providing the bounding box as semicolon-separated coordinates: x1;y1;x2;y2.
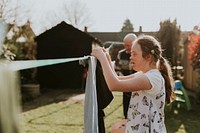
4;23;38;84
0;0;14;59
4;22;36;60
121;19;134;32
157;19;181;65
157;19;181;79
63;0;93;31
0;0;8;18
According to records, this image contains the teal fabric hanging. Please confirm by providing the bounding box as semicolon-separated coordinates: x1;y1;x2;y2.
84;56;99;133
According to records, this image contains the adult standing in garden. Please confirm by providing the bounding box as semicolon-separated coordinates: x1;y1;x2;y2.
115;33;137;119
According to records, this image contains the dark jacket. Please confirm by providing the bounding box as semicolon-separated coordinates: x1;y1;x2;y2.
96;61;113;133
96;61;113;111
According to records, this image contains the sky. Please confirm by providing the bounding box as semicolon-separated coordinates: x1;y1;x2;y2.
82;0;200;32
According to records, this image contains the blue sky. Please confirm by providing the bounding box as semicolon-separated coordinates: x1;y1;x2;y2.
82;0;200;32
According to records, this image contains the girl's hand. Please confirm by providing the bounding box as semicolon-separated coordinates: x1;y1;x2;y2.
91;47;106;61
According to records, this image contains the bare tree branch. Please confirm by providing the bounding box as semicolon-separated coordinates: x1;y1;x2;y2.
63;0;93;31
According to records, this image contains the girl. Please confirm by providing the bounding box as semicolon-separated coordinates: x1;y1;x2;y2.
91;35;175;133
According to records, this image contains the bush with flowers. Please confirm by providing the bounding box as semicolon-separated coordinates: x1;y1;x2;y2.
188;26;200;70
188;26;200;93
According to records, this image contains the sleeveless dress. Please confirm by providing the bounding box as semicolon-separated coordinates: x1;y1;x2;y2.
125;69;167;133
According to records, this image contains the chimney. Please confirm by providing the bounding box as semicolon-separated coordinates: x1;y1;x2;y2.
139;26;142;33
84;26;88;32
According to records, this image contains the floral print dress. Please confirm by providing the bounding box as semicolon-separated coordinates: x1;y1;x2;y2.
125;69;166;133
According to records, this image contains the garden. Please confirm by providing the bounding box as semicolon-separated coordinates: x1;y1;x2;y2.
20;89;200;133
1;19;200;133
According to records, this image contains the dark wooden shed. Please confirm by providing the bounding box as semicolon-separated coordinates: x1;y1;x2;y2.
35;21;98;89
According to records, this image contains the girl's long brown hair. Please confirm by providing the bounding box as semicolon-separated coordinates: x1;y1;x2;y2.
135;35;175;104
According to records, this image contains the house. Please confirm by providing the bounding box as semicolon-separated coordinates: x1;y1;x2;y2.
89;31;157;43
35;21;99;89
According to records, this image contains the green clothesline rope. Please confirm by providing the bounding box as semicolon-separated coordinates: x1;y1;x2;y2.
6;56;89;71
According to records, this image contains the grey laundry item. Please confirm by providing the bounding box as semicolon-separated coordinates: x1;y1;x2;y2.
0;63;21;133
84;56;99;133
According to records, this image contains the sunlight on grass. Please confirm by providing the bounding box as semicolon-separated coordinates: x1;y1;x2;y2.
177;124;187;133
173;109;179;114
20;91;200;133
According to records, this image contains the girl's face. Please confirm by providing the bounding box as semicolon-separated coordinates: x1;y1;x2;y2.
130;43;147;71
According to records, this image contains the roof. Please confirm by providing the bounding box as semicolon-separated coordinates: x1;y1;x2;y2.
88;32;157;43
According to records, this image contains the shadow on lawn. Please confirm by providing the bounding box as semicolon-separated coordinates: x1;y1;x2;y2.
22;88;84;112
165;100;200;133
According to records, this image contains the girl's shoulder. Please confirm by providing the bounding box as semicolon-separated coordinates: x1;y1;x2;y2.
145;69;163;81
145;69;162;78
144;69;165;94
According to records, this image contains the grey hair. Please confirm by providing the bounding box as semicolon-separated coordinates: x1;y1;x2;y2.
123;33;137;41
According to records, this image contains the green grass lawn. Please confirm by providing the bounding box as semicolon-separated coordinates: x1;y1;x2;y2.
20;91;200;133
165;102;200;133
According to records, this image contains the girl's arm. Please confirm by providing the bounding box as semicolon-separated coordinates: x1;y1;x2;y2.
91;47;152;92
103;48;118;77
103;48;141;80
118;71;141;80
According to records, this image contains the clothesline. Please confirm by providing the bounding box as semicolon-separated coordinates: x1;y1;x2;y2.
7;56;90;71
0;56;99;133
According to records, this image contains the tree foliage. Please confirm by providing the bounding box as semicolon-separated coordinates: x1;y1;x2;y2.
157;19;181;66
0;0;8;18
4;23;38;84
188;26;200;91
188;26;200;70
4;22;36;60
121;19;134;32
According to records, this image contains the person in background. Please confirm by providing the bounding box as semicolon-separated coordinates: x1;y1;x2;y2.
91;35;175;132
115;33;137;119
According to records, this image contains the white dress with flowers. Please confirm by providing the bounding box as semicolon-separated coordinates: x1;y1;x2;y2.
125;69;167;133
